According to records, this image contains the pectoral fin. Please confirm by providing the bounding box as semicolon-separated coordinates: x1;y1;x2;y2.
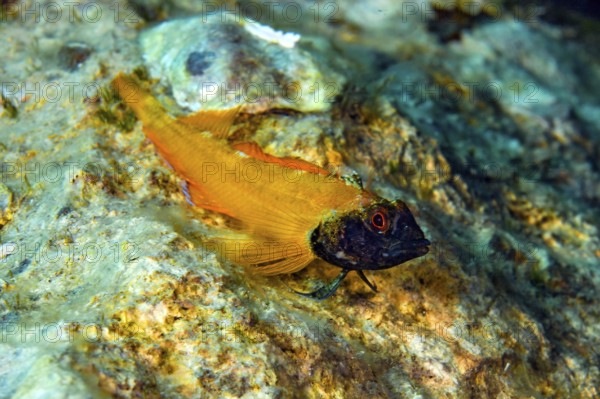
293;269;350;300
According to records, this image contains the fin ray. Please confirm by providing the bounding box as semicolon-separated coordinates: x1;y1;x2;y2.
185;181;236;217
233;142;331;176
207;237;314;275
177;107;240;138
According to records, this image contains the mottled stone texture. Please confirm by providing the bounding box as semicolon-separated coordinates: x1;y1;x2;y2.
1;1;599;398
140;14;345;113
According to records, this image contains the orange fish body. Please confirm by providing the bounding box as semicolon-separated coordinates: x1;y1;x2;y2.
112;75;374;272
112;74;429;298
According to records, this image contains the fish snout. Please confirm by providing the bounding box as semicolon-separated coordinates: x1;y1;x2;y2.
388;238;430;258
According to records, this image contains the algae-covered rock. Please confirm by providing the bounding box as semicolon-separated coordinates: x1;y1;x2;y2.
1;0;600;398
0;183;13;229
140;14;345;113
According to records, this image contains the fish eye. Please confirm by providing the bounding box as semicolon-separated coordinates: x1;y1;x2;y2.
370;210;389;232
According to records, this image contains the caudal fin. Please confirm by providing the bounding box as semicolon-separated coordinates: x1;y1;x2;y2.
111;73;169;128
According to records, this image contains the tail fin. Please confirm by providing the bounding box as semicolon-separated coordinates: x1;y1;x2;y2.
111;73;169;128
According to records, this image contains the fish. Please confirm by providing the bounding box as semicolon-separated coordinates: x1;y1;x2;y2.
111;73;430;299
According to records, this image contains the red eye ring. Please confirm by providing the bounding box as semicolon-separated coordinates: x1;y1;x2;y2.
371;210;389;232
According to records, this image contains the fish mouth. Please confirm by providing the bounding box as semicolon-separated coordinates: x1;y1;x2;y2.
389;239;430;257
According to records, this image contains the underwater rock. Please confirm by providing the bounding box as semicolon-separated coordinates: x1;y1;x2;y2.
0;94;18;119
58;41;93;71
0;183;13;229
2;1;600;397
140;15;344;113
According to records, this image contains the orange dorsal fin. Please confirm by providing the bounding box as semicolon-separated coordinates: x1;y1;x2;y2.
232;141;331;176
176;106;241;138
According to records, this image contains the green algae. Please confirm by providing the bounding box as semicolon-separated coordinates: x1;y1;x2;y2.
1;94;18;119
92;66;152;132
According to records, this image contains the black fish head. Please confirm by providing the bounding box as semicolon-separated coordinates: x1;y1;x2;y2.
310;199;430;270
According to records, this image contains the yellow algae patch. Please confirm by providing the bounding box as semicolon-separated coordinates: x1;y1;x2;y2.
505;191;592;247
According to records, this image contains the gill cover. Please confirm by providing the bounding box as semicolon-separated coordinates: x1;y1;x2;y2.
310;199;430;270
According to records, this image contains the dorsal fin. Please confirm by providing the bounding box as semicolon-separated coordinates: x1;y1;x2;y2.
176;106;241;138
232;141;331;176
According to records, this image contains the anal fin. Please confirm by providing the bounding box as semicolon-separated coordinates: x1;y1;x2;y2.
206;237;314;275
